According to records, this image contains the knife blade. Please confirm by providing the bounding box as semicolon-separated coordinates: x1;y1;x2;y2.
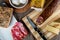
27;16;47;40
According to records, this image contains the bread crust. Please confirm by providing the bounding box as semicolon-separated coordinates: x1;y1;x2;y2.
0;7;13;28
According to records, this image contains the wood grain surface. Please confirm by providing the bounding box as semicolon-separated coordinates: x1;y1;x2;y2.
22;10;58;40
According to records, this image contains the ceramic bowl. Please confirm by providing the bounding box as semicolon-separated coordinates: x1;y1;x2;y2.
9;0;28;9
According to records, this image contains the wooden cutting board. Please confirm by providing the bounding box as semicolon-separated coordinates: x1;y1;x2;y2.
22;0;60;40
22;10;60;40
22;10;44;40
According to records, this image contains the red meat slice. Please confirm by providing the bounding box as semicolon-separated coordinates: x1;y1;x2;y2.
17;22;28;36
11;22;28;40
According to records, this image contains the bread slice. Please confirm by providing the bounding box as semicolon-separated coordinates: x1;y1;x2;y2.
0;6;13;28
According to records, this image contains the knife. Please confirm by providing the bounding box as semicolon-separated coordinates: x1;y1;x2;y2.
27;16;47;40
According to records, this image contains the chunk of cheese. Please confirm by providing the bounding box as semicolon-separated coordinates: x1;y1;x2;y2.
45;25;59;35
40;0;45;8
49;22;60;26
31;0;45;8
49;22;60;29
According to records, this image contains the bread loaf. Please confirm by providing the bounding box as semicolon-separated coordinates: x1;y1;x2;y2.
0;7;13;28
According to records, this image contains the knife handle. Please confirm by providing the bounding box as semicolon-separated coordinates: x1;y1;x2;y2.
35;28;47;40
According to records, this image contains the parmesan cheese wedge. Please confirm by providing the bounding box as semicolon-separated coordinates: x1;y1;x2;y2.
45;25;59;35
40;0;45;8
31;0;45;8
56;26;60;29
49;22;60;26
49;22;60;29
